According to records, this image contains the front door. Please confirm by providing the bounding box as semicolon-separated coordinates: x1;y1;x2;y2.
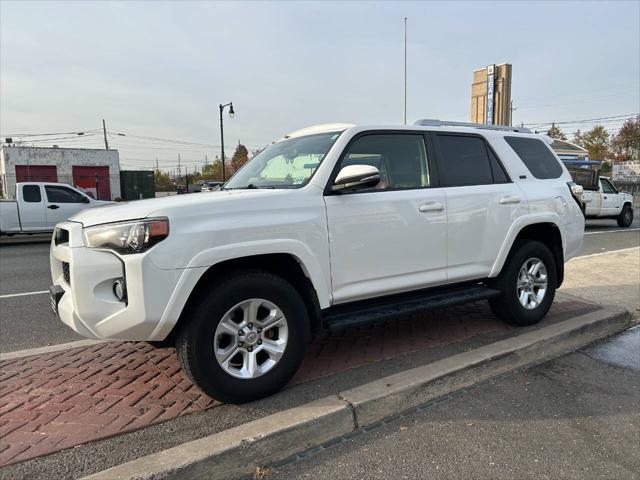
44;184;91;228
324;132;447;304
600;178;620;216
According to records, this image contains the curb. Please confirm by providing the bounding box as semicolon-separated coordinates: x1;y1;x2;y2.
82;305;631;480
0;339;107;361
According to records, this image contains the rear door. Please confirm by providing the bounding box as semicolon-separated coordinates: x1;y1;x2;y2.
432;132;528;282
44;184;91;228
17;184;47;230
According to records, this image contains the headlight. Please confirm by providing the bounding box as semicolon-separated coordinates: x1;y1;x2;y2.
83;218;169;254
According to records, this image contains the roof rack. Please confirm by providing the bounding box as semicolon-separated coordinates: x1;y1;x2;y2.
414;119;532;134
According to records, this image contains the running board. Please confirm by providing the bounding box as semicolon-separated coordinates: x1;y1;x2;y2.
323;284;501;331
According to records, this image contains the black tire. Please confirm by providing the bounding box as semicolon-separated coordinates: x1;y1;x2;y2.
489;240;557;326
617;205;633;228
176;270;309;403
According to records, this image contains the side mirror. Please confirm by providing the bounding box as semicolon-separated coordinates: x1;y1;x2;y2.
332;165;380;192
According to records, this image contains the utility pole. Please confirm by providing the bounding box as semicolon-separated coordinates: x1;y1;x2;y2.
403;17;407;125
510;100;517;126
177;154;181;178
156;158;159;171
102;119;109;150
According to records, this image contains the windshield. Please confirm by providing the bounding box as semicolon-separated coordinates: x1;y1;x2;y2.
224;131;343;189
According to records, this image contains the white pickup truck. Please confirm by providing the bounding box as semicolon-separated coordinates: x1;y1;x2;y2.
0;182;111;236
582;176;634;227
50;121;585;403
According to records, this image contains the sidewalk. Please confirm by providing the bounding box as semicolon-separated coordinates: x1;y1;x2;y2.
0;297;597;470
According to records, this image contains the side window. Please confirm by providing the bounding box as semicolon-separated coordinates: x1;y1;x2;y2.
436;135;493;186
45;186;88;204
22;185;42;203
504;136;563;179
339;134;429;191
601;179;616;194
487;147;509;183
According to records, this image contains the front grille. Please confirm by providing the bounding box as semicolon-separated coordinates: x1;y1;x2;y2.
55;228;69;246
62;262;70;284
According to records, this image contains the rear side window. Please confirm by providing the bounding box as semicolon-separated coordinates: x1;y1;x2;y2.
22;185;42;203
505;137;563;179
435;135;493;186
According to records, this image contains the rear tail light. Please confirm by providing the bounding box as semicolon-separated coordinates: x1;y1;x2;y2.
567;181;584;210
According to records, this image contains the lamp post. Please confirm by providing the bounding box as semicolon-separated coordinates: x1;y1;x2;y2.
219;102;235;182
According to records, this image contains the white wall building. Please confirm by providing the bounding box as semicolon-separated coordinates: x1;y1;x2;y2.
0;145;121;200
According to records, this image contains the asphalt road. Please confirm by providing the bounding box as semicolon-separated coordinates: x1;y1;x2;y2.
269;327;640;480
0;212;638;353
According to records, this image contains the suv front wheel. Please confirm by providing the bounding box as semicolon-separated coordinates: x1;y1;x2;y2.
176;270;309;403
490;240;557;326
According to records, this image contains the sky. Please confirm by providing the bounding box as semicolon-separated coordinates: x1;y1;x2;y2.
1;0;639;172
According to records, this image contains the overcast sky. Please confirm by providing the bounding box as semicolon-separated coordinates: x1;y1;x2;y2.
1;0;638;172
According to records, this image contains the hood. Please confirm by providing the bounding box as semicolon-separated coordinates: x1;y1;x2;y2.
69;189;289;227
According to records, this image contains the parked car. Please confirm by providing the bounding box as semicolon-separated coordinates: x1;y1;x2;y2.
581;176;634;227
50;120;585;403
1;182;112;236
201;181;223;192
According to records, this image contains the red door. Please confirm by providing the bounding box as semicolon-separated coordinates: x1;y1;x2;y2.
15;165;58;183
72;166;111;200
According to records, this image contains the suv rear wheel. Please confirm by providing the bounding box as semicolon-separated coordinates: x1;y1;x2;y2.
490;240;557;326
176;270;309;403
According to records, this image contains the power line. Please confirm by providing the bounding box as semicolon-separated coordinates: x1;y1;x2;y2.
524;113;638;127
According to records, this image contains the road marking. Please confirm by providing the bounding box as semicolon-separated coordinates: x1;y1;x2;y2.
0;290;48;299
0;339;108;361
584;228;640;235
572;246;640;261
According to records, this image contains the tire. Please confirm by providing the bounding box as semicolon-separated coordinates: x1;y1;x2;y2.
489;240;557;326
617;205;633;228
176;270;309;403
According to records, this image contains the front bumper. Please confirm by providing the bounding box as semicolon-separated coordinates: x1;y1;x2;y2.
50;221;182;341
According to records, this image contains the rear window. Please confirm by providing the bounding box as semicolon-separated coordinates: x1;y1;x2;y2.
436;135;493;186
22;185;42;203
504;137;563;179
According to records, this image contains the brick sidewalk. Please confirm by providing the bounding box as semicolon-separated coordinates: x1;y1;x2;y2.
0;299;598;467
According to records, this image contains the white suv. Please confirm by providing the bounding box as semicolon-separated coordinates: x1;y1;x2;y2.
50;120;585;403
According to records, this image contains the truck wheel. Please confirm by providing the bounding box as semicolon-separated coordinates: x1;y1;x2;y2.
617;205;633;228
489;240;557;326
176;270;309;403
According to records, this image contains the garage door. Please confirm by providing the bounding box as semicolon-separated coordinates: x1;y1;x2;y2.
72;166;111;200
15;165;58;183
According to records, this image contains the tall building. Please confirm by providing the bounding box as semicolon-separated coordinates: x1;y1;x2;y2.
471;63;512;126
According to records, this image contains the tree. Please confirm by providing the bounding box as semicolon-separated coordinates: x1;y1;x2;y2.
228;143;249;177
547;123;567;141
572;129;584;147
581;125;610;160
610;116;640;161
154;169;174;192
202;157;223;181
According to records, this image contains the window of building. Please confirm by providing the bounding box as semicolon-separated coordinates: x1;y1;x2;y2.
436;135;494;186
45;186;88;204
338;134;429;191
504;136;563;179
22;185;42;203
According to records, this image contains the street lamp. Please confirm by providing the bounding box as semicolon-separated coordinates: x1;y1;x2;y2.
219;102;234;182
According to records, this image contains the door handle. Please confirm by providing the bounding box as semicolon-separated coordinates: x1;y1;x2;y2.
498;195;521;205
418;201;444;213
47;204;60;210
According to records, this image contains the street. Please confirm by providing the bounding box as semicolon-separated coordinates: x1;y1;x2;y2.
268;327;640;480
1;214;638;353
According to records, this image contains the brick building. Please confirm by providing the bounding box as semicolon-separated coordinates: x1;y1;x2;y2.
0;145;121;200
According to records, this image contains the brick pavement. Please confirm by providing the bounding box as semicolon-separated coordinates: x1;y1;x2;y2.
0;298;598;467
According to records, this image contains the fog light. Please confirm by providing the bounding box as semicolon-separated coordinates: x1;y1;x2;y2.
113;279;127;302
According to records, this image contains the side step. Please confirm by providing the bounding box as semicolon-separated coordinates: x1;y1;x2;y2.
323;284;501;331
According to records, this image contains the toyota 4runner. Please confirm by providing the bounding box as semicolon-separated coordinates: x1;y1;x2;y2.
50;120;585;403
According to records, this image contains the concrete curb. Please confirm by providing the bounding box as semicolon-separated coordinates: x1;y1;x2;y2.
0;339;108;361
82;305;631;480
